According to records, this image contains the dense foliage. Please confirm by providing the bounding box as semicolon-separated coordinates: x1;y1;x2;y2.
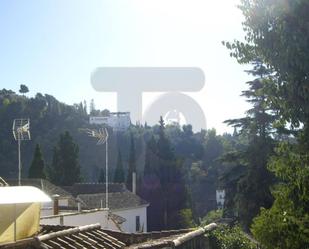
49;131;81;186
28;144;46;179
224;0;309;247
0;88;236;231
209;225;256;249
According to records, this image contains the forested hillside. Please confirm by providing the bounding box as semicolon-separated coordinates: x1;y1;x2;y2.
0;88;238;228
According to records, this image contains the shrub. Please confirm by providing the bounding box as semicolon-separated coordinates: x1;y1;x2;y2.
209;225;257;249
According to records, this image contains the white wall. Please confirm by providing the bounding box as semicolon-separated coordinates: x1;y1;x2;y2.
40;206;147;233
113;206;147;233
89;114;130;130
216;190;225;208
40;209;119;230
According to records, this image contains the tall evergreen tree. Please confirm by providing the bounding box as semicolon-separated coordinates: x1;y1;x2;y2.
226;1;309;247
28;144;46;179
49;131;81;186
126;133;136;191
223;61;276;229
156;117;188;229
114;150;125;183
141;135;162;231
143;136;158;178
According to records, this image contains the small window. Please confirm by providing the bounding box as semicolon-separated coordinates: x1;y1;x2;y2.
136;216;140;232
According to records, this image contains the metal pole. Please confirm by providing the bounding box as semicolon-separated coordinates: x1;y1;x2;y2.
14;204;17;241
18;133;21;186
105;128;108;210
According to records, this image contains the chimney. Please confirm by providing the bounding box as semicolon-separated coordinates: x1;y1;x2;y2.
132;172;136;194
52;194;60;215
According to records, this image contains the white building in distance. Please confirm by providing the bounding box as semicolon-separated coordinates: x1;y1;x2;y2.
216;190;225;209
89;112;131;131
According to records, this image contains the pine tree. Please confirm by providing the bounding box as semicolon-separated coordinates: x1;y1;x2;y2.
223;61;276;229
126;133;136;191
49;131;81;186
147;116;189;230
19;84;29;95
143;136;157;178
28;144;46;179
114;150;125;183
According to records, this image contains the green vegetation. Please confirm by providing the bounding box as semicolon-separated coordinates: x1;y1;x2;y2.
126;132;136;191
141;117;190;230
28;144;46;179
201;210;222;226
48;131;81;186
19;84;29;95
209;225;256;249
222;0;309;247
0;88;235;230
114;150;125;183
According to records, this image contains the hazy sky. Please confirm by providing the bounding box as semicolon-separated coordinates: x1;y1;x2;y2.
0;0;252;133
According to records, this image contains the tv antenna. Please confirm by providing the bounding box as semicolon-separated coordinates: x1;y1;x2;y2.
80;127;109;209
13;119;31;186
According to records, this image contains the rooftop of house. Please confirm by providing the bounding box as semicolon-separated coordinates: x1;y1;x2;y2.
78;191;149;210
0;224;126;249
6;178;73;199
0;223;218;249
63;183;127;197
4;179;149;211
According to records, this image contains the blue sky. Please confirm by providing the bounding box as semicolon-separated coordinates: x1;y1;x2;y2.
0;0;251;133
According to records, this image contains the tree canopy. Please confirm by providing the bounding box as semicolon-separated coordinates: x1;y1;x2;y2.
28;144;46;179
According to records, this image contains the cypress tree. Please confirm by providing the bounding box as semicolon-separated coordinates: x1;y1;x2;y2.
50;131;81;186
126;133;136;191
28;144;46;179
114;150;125;183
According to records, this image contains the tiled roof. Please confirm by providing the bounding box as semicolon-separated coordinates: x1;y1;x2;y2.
0;224;126;249
0;224;218;249
78;191;149;210
63;183;127;196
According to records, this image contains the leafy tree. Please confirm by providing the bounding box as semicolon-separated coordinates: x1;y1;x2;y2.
126;133;136;191
225;0;309;246
222;61;276;230
49;131;81;186
19;84;29;95
209;225;256;249
28;144;46;179
114;150;125;183
251;142;309;249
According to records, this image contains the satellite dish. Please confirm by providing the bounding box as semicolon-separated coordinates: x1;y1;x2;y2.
12;119;31;186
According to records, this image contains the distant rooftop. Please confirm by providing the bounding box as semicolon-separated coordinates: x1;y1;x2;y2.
63;183;127;197
78;191;149;210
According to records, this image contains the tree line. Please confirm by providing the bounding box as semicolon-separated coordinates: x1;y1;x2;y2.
0;87;236;231
219;0;309;248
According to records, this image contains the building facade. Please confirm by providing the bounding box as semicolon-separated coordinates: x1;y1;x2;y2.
89;112;131;131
